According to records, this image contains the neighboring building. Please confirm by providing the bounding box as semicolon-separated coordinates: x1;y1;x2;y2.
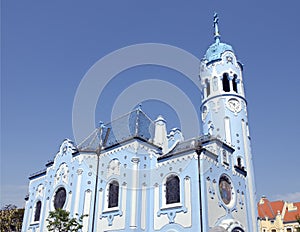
258;196;300;232
22;14;258;232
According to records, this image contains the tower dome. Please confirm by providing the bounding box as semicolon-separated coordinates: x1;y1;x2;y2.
204;13;234;63
205;42;233;63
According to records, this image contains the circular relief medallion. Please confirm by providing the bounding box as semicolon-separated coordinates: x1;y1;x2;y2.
226;98;241;114
219;175;232;205
54;187;66;209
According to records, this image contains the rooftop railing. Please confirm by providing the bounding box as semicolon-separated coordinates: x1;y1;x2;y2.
78;109;155;152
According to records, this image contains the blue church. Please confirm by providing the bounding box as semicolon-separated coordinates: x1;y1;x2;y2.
22;14;258;232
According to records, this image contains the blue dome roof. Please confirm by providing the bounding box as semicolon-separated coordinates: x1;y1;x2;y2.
204;41;234;63
204;13;234;63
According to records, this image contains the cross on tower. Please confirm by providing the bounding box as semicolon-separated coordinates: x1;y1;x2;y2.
213;12;221;43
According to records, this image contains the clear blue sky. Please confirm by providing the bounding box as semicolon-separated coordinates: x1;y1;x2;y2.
1;0;300;208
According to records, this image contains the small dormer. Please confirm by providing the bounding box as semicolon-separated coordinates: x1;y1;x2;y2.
286;202;297;212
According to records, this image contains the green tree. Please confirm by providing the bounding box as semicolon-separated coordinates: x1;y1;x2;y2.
0;204;24;232
46;208;87;232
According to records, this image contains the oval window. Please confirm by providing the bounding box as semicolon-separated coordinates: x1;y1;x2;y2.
219;175;232;205
54;187;66;209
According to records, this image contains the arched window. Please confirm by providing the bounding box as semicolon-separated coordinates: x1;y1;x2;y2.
246;122;250;138
222;73;230;92
224;117;231;144
34;201;42;221
108;180;119;208
54;187;66;210
237;157;242;168
232;74;238;93
213;76;218;91
205;79;211;97
166;175;180;204
222;150;228;164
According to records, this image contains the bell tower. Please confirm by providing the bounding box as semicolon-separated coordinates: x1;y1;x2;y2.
199;13;258;231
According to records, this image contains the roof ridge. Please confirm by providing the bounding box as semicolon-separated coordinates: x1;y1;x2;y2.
267;200;276;218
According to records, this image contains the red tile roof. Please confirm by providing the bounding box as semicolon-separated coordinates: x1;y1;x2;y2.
258;197;300;222
283;202;300;222
258;198;284;219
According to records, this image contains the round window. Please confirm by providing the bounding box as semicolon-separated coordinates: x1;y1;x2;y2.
232;227;245;232
219;175;232;205
54;187;66;209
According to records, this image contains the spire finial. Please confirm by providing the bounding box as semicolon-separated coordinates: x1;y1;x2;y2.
98;121;105;128
213;12;220;43
136;103;142;111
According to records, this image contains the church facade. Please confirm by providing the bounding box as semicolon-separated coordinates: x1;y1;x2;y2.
22;15;258;232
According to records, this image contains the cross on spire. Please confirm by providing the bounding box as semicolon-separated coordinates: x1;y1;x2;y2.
213;12;221;43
